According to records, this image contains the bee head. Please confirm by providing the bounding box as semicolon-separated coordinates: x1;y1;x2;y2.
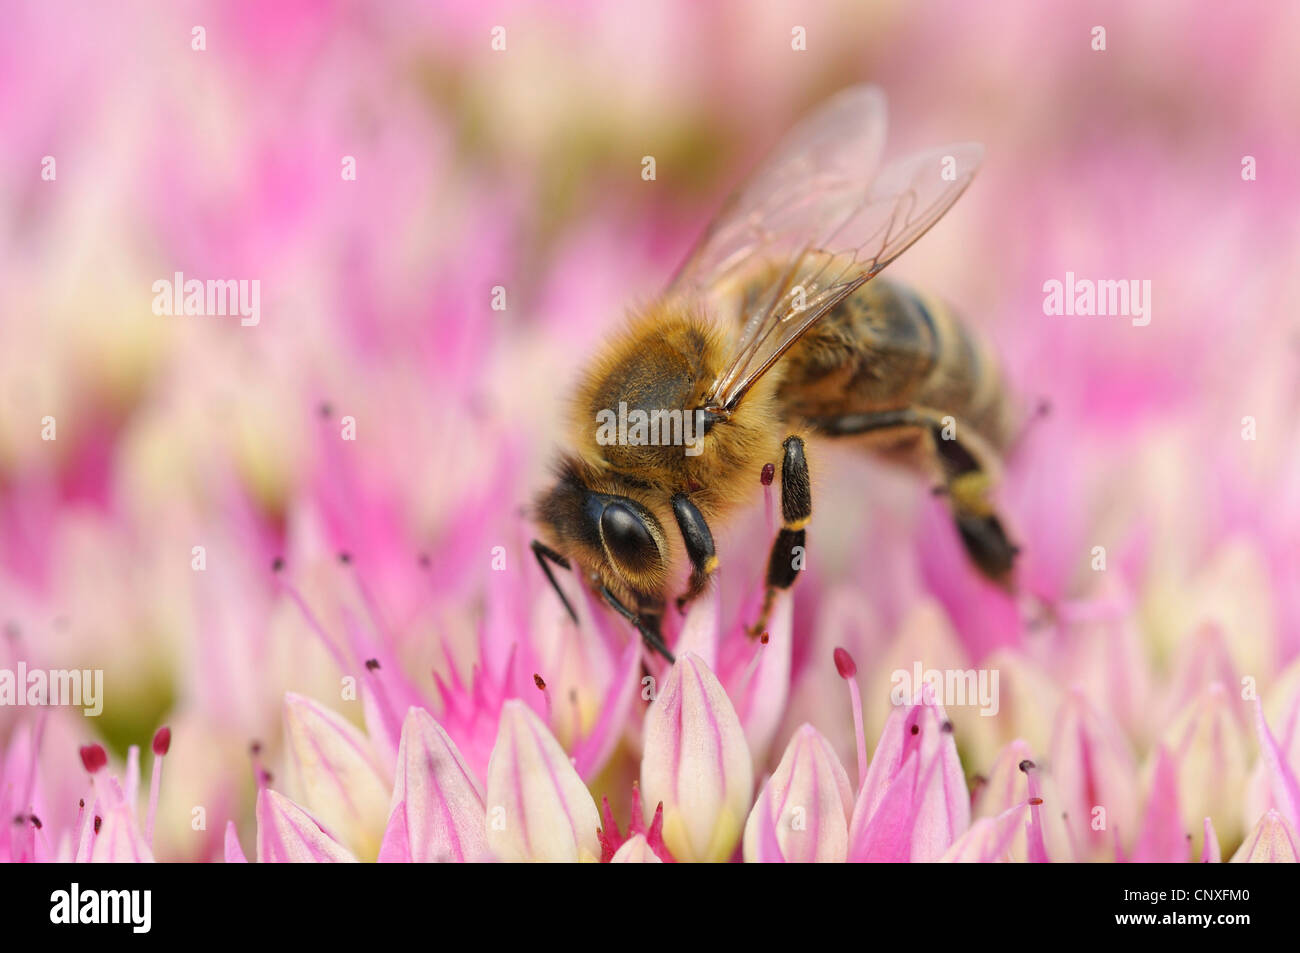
534;458;670;611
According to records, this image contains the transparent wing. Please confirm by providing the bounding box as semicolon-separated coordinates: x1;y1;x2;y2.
705;143;983;412
666;86;982;414
667;84;888;302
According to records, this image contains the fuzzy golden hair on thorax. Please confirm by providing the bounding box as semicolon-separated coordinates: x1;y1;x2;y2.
567;302;784;521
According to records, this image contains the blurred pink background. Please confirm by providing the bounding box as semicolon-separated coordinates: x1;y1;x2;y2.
2;0;1299;859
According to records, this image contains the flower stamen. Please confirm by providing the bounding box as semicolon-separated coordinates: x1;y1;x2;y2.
146;726;170;846
834;647;868;788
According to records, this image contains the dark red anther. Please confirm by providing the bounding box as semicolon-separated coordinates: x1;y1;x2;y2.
533;673;547;691
1019;759;1036;773
833;647;857;679
364;658;380;671
79;744;108;774
93;816;102;834
760;463;775;486
152;726;172;756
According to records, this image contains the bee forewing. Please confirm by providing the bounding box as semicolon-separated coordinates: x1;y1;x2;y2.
705;139;984;412
667;84;888;302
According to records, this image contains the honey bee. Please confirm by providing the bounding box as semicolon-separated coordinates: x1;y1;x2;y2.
533;85;1018;661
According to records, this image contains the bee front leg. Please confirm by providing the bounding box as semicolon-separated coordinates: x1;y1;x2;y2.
747;435;811;637
600;586;676;664
671;493;718;615
530;539;578;624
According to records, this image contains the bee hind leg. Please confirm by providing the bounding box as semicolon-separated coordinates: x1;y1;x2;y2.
747;435;810;638
926;419;1020;587
810;407;1020;587
950;508;1019;584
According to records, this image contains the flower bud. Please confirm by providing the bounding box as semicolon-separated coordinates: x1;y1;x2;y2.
642;653;754;862
485;699;602;862
743;724;853;862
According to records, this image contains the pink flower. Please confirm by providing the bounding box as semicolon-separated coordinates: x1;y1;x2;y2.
609;834;664;864
484;699;603;862
1230;810;1300;863
942;802;1034;863
378;708;489;863
281;693;391;860
2;729;171;864
255;789;358;863
846;682;970;861
5;0;1300;869
743;724;853;862
1049;690;1139;859
641;653;754;863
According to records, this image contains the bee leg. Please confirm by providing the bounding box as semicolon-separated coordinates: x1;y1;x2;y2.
929;429;1019;584
530;539;578;624
951;508;1019;583
810;408;1020;585
671;493;717;614
600;585;676;664
747;435;810;637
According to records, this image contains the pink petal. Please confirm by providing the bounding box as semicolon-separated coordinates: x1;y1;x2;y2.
1253;699;1300;833
1160;683;1247;851
743;724;852;863
1230;810;1300;863
732;589;794;765
1023;764;1050;864
256;789;359;863
972;741;1070;861
1200;817;1220;863
571;638;642;780
342;609;431;773
1131;747;1187;862
378;708;489;862
641;652;754;863
89;779;154;864
848;695;969;861
941;802;1031;862
85;774;152;868
609;834;664;863
282;693;391;860
673;583;721;672
485;700;601;862
1049;690;1138;859
225;821;248;863
849;749;924;861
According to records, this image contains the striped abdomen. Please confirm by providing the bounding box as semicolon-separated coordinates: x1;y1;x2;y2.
776;276;1012;456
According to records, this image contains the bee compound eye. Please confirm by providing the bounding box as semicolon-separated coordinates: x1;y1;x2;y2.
599;502;658;572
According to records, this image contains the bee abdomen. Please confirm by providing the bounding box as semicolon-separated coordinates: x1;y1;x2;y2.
778;277;1011;451
906;290;1011;450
